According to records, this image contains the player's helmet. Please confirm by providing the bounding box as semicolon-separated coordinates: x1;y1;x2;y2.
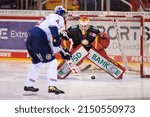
79;16;90;31
54;6;67;18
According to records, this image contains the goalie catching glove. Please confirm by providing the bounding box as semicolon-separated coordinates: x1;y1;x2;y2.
59;48;72;60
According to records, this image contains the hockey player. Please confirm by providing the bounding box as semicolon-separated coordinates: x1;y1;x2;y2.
24;6;71;95
58;16;125;79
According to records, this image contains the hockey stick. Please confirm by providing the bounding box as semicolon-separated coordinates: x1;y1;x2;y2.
63;60;92;80
60;47;81;76
81;64;92;72
113;19;139;72
65;59;81;76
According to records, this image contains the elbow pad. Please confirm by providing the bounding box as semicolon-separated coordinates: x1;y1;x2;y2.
49;26;61;47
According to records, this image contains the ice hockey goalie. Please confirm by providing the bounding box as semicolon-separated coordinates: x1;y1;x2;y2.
58;16;125;79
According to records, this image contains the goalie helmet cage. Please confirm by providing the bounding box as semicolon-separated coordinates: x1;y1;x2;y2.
65;14;150;78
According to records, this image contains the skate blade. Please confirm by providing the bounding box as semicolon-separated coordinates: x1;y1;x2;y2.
23;91;37;96
48;93;65;99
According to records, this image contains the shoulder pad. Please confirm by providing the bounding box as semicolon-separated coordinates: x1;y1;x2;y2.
70;25;78;29
90;25;98;30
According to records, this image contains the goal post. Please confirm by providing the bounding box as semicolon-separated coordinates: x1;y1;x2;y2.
65;14;150;78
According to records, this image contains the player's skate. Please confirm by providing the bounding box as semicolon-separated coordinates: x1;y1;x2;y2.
48;86;64;94
23;86;39;96
48;86;65;99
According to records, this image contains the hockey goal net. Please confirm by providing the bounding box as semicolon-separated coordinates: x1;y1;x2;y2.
66;14;150;78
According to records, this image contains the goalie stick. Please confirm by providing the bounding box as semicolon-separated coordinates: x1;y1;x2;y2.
57;60;91;79
81;64;92;71
65;59;81;76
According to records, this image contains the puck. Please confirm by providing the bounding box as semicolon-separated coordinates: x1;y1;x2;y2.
91;76;95;80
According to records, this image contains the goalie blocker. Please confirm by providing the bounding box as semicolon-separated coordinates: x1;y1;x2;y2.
58;45;125;79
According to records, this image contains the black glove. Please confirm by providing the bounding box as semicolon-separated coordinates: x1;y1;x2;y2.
53;35;61;47
60;48;72;60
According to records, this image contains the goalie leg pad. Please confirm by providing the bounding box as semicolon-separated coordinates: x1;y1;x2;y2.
57;60;71;79
58;45;88;79
87;47;125;79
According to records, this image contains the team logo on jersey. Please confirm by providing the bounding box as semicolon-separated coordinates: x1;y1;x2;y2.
46;54;52;60
81;39;89;45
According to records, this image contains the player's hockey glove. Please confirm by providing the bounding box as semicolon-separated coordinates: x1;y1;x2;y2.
52;35;61;47
60;48;72;60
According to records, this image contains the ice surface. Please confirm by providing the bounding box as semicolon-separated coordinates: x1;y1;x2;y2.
0;60;150;100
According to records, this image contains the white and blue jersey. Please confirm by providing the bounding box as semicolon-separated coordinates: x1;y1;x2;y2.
26;13;64;64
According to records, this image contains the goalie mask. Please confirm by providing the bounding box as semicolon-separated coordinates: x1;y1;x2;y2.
79;16;90;32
